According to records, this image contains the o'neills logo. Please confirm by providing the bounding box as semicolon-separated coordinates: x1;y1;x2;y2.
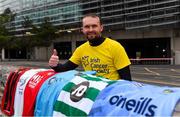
109;95;157;116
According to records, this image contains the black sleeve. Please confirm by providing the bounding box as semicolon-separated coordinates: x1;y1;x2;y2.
50;60;78;72
117;65;132;81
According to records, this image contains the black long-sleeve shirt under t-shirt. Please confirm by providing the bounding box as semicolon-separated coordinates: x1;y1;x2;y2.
51;37;132;81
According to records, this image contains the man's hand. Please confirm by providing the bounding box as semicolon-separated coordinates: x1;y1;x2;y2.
49;49;59;67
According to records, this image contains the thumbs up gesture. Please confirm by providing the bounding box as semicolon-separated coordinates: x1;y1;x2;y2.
49;49;59;67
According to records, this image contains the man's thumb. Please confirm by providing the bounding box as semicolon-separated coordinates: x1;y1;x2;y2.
53;49;58;56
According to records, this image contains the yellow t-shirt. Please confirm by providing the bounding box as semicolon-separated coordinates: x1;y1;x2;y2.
69;38;131;80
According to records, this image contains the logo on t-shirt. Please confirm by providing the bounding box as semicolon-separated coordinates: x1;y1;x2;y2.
70;81;89;102
48;77;58;85
163;89;174;94
19;78;27;87
81;56;110;75
82;56;89;67
109;95;157;116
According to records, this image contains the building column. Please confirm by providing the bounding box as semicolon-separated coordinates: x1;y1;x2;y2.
1;48;5;60
171;30;175;65
71;33;76;53
172;29;180;65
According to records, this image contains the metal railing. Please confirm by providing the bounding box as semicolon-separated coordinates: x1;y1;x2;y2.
130;58;173;65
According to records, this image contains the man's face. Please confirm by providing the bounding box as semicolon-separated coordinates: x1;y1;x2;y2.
82;16;103;41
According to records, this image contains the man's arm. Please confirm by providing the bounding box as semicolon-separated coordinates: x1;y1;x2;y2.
118;65;132;81
50;60;78;72
49;49;78;72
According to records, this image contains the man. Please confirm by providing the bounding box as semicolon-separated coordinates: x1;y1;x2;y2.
49;13;132;81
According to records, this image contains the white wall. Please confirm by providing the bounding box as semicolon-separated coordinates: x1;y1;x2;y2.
34;47;51;60
174;36;180;64
175;51;180;65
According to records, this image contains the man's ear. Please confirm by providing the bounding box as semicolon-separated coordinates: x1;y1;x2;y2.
101;25;104;32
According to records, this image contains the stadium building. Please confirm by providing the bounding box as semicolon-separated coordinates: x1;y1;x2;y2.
0;0;180;64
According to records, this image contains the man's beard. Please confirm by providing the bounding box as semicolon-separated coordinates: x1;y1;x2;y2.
87;35;96;40
86;33;101;41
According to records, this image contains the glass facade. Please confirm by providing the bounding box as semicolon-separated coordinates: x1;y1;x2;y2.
0;0;21;13
0;0;180;35
0;0;82;36
123;0;180;29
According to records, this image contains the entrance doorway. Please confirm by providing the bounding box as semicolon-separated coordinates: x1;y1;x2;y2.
5;48;27;59
118;38;171;64
54;42;72;59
